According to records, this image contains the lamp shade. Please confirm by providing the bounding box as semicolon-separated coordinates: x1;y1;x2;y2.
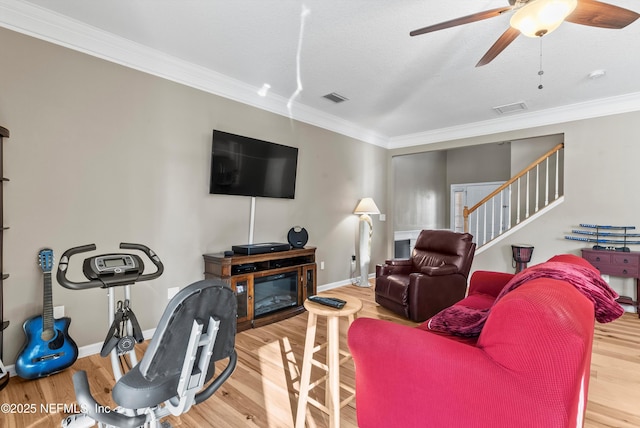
353;198;380;215
510;0;577;37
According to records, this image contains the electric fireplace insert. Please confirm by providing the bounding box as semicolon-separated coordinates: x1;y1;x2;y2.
253;270;298;318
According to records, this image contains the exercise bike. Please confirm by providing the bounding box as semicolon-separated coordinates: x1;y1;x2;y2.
58;243;237;428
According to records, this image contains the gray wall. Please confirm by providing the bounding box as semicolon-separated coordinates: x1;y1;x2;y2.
446;142;511;188
510;134;564;173
0;27;387;362
392;151;447;230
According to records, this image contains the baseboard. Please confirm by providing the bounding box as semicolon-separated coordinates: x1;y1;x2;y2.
5;328;156;377
5;275;368;377
317;273;375;292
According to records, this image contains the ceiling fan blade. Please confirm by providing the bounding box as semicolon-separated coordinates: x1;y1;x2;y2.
476;27;521;67
566;0;639;29
410;6;513;36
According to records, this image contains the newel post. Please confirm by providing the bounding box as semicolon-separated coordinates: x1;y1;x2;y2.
463;206;470;233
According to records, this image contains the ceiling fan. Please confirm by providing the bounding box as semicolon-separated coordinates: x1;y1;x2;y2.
410;0;639;67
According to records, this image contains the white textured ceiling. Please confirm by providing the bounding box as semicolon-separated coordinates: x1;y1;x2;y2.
4;0;640;147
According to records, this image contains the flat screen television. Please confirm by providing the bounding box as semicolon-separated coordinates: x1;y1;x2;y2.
209;130;298;199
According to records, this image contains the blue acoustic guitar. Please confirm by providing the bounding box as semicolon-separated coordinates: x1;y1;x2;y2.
15;249;78;379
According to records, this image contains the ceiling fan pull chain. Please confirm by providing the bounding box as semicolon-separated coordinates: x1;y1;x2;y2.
538;36;544;90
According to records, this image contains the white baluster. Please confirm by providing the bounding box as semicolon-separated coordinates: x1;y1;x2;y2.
545;157;550;206
475;211;479;244
499;190;504;235
535;164;540;212
525;171;530;218
483;205;487;245
491;196;495;240
555;151;560;200
516;177;521;224
507;184;512;229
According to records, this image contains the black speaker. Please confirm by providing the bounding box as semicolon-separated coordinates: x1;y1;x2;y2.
287;226;309;248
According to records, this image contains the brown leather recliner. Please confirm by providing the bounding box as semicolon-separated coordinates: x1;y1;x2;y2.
375;230;476;322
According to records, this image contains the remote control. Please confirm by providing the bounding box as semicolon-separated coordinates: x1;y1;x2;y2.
308;295;346;309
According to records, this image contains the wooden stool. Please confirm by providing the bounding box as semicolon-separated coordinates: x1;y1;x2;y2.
295;294;363;428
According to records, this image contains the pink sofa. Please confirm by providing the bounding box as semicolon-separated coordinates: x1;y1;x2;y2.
348;254;623;428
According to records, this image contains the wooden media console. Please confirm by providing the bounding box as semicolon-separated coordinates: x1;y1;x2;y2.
203;247;317;331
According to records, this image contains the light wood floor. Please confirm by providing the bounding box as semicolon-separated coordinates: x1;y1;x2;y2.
1;284;639;427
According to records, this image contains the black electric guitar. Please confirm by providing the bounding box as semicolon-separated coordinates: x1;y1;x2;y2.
15;249;78;379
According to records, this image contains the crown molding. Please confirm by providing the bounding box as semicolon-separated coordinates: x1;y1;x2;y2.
388;91;640;149
0;0;388;148
2;0;639;151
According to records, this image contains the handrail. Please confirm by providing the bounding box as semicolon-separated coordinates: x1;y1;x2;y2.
464;143;563;218
463;142;564;237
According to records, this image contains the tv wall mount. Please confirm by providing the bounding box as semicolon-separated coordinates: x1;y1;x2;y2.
565;224;640;252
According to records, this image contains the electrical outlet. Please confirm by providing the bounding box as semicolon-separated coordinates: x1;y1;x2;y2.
320;261;325;270
379;214;386;221
167;287;179;300
54;305;65;318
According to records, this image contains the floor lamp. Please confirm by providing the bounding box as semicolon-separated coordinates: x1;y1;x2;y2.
354;198;380;287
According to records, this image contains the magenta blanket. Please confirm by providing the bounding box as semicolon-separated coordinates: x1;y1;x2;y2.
427;262;624;337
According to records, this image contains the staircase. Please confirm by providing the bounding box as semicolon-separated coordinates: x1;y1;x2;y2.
463;143;564;250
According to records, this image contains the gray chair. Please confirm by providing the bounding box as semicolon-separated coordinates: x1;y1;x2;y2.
70;279;237;428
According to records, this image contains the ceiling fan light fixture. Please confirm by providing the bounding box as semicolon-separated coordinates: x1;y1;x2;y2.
510;0;578;37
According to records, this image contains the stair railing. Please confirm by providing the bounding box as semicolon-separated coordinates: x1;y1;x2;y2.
463;143;564;246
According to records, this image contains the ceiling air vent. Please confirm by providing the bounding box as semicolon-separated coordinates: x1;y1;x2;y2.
323;92;349;103
493;101;528;115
